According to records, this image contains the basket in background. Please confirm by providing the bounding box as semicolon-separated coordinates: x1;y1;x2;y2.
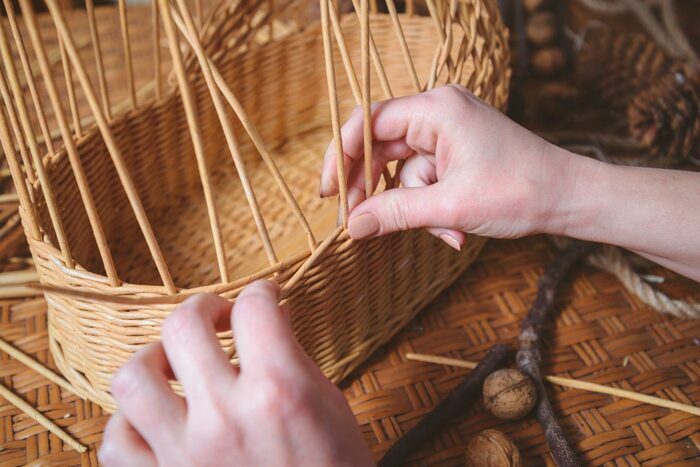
0;0;510;409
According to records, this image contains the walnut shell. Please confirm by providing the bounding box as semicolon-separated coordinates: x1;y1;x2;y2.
526;11;558;46
465;429;522;467
530;47;566;76
483;369;536;420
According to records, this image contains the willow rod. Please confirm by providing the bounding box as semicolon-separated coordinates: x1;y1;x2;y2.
152;0;163;99
159;0;232;281
57;39;82;138
169;0;280;266
85;0;111;119
0;383;87;453
45;0;176;292
0;26;73;266
20;0;120;286
118;0;137;109
360;0;372;198
321;0;349;226
405;353;700;418
0;336;77;394
1;0;56;155
171;7;318;251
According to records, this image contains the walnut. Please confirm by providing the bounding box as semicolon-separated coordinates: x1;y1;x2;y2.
482;369;536;420
465;429;522;467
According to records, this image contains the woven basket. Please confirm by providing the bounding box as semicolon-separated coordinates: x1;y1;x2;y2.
0;0;510;409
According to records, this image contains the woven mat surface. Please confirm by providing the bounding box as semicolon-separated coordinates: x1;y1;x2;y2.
1;235;699;465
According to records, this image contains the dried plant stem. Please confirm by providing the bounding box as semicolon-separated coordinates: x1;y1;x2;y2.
0;336;77;394
517;239;594;467
378;344;510;467
405;353;700;417
0;383;86;453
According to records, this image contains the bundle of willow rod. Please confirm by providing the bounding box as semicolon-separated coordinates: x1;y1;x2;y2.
0;0;510;410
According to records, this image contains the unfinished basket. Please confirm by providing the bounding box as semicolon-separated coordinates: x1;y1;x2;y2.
0;0;510;409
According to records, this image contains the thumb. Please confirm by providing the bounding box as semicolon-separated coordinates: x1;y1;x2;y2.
348;184;454;239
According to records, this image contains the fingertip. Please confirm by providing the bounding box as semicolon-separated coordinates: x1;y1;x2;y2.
239;280;280;300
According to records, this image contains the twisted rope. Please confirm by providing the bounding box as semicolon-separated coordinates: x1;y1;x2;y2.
551;237;700;320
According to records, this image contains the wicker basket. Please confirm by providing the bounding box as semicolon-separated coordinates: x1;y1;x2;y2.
0;0;510;409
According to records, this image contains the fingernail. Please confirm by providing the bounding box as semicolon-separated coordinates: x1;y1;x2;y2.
348;213;380;239
440;233;461;251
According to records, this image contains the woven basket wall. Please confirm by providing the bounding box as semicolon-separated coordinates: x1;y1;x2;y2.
0;0;510;409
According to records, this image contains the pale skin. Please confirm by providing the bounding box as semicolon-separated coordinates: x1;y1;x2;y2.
100;84;700;466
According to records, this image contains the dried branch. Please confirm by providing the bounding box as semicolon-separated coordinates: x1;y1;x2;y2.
379;344;510;467
517;239;595;467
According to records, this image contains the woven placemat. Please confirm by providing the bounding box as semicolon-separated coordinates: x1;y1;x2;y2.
1;235;699;465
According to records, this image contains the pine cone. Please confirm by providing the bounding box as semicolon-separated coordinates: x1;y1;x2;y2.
576;29;681;110
627;65;700;167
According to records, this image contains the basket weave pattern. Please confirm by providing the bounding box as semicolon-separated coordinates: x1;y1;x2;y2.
1;0;510;409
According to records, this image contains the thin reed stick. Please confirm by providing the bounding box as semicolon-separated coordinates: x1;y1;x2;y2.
350;0;393;99
45;0;176;292
0;336;76;394
57;39;82;138
168;2;279;266
329;0;362;104
385;0;421;93
118;0;137;109
85;0;112;119
159;0;231;281
0;71;36;189
0;383;86;452
171;9;317;251
152;0;163;99
19;0;120;286
360;0;373;198
0;110;40;241
281;225;343;297
405;353;700;418
0;26;73;267
321;0;349;227
195;0;203;28
2;0;55;155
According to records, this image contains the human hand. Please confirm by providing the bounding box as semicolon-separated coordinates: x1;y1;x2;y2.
320;84;586;249
99;281;373;467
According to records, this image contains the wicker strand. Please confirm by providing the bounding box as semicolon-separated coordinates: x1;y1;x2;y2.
321;0;349;227
329;0;362;104
159;0;232;281
45;0;176;292
18;0;120;285
0;71;35;191
351;0;394;99
405;353;700;417
0;95;41;241
0;336;77;395
152;0;163;100
0;383;87;453
360;0;373;198
57;39;82;138
119;0;138;109
385;0;421;93
85;0;112;119
0;26;73;267
171;8;318;251
1;1;55;155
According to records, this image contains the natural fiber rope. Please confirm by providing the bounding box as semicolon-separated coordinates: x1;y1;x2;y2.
551;238;700;320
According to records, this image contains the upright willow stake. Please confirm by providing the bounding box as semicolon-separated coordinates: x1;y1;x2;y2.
320;0;349;227
360;0;373;198
43;0;176;292
159;0;231;281
517;239;594;467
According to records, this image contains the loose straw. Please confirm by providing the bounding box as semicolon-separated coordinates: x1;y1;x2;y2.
405;353;700;417
0;383;86;452
0;336;77;394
